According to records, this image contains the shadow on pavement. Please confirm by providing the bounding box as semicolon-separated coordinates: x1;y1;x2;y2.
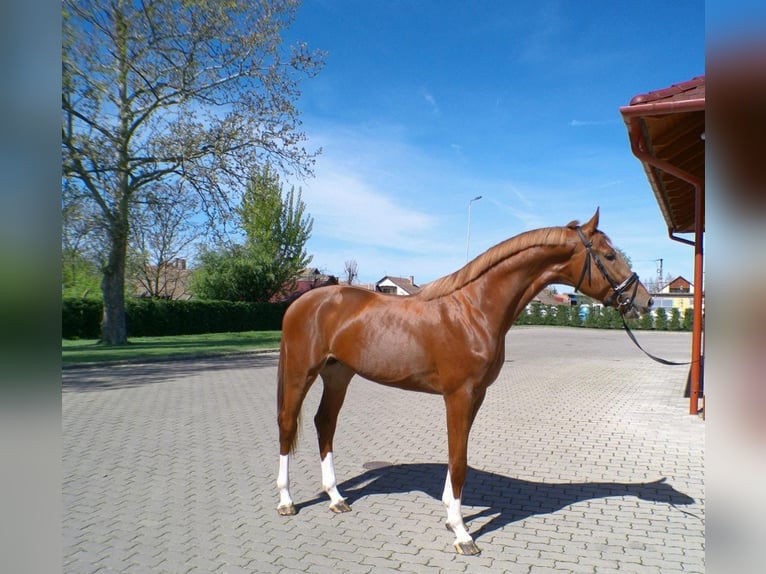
296;461;696;541
61;353;279;392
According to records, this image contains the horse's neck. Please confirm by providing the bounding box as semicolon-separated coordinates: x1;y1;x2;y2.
465;243;573;333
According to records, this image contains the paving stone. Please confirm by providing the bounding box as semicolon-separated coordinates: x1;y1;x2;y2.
63;328;704;574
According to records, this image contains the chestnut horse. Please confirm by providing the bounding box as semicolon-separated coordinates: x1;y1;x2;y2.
275;209;652;555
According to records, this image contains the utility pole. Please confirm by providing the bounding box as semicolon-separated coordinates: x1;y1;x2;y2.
466;195;482;262
655;258;663;290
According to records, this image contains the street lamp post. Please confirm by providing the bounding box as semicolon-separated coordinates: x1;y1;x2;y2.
466;195;482;262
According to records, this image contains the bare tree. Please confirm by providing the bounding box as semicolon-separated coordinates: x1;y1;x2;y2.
62;189;105;297
344;260;358;285
129;181;201;299
644;277;660;294
62;0;324;343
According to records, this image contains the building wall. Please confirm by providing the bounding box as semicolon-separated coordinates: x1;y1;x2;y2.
651;293;696;312
654;277;697;312
376;278;408;296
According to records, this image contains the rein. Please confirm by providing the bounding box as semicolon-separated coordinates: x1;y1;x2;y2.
574;226;691;367
620;317;691;366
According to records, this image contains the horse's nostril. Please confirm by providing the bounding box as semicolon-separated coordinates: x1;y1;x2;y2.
648;298;654;308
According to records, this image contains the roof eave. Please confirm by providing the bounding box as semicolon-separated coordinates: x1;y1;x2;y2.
619;97;705;119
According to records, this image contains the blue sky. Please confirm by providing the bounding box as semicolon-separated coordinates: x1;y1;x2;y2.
284;0;704;289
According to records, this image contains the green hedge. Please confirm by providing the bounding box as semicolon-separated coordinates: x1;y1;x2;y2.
63;298;694;340
514;304;693;331
62;297;290;339
62;297;104;339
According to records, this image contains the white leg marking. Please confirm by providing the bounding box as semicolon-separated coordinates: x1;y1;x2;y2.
442;469;475;548
277;454;294;510
321;452;346;507
442;470;453;507
446;498;473;543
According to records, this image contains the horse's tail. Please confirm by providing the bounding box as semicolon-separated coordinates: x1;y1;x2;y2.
277;337;300;454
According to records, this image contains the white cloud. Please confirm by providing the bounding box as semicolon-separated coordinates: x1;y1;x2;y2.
289;117;694;287
301;169;438;252
420;88;439;114
285;122;477;282
569;118;616;127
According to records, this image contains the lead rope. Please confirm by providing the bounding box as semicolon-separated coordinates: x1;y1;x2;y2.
621;317;691;366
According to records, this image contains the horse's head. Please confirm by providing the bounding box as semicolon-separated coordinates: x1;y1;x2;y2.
569;208;653;319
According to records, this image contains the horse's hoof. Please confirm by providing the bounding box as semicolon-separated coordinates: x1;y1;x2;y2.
277;503;297;516
329;499;351;513
454;540;481;556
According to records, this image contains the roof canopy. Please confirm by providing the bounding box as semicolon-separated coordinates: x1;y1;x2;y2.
620;76;705;234
620;76;705;416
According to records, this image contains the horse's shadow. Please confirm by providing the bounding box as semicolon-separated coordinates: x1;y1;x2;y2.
297;462;696;540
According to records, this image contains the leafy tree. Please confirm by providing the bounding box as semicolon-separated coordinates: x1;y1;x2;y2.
236;165;314;294
668;307;682;331
606;307;623;329
583;305;598;328
192;167;314;302
617;247;632;269
654;308;668;330
639;309;654;330
62;0;324;344
62;251;102;299
191;244;276;302
570;306;583;327
238;166;313;297
62;192;104;298
682;308;694;331
528;302;545;324
594;306;611;329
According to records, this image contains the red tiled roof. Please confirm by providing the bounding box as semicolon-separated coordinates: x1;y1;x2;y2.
620;76;705;234
629;76;705;106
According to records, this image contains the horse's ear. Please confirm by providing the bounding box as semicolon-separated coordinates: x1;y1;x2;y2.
582;207;600;233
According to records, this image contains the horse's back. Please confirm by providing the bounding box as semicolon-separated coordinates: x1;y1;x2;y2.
282;285;381;331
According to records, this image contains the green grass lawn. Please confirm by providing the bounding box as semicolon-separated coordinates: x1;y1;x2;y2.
62;331;281;365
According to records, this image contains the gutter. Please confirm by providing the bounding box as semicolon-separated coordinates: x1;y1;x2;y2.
620;101;705;416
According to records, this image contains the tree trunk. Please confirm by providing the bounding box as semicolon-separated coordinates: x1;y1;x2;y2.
100;219;129;345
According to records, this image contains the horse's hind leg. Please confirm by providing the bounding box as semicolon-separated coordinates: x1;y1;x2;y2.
276;351;320;516
315;361;354;513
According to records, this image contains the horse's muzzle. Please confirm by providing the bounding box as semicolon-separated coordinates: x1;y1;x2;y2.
623;298;653;320
623;306;640;320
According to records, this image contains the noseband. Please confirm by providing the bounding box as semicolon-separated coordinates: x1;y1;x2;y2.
574;227;639;313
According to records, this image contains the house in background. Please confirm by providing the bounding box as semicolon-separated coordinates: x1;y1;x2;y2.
375;275;420;296
134;258;193;300
272;268;338;302
651;275;696;312
665;276;693;293
530;288;565;306
349;282;376;291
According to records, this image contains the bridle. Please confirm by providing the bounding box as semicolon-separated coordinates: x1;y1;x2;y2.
574;226;692;367
574;226;640;314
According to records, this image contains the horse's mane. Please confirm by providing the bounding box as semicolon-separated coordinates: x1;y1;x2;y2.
416;221;580;301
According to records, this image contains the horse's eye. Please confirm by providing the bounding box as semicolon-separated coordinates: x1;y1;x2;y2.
604;252;616;261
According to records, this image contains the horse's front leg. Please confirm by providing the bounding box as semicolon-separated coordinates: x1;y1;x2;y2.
443;387;486;555
441;468;474;552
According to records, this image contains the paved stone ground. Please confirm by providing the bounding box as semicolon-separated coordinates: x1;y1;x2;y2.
62;326;704;573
